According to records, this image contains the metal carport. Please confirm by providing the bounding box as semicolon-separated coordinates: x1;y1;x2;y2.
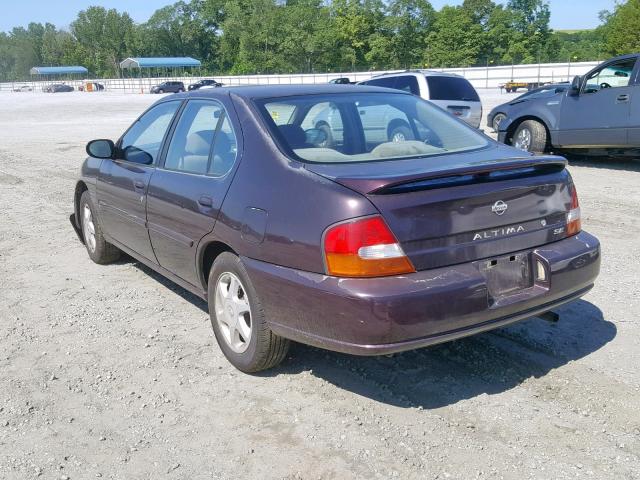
119;57;202;78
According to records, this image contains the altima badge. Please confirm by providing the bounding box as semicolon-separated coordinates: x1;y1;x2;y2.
491;200;508;216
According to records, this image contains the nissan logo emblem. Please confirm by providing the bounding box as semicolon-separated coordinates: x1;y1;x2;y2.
492;200;508;216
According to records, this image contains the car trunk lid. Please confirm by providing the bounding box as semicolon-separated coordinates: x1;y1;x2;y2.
306;150;572;271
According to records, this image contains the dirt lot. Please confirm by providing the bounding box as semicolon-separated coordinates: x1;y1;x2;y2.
0;90;639;480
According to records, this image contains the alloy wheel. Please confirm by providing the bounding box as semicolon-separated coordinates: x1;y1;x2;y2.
214;272;252;353
82;203;96;253
392;132;406;142
514;128;532;151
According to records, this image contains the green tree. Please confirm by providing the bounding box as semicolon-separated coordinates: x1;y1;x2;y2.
425;6;482;67
505;0;551;63
603;0;640;56
331;0;385;70
71;6;136;76
367;0;434;69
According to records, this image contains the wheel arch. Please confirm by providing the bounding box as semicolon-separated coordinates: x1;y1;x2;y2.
74;181;89;230
198;240;237;288
386;118;411;140
505;115;551;147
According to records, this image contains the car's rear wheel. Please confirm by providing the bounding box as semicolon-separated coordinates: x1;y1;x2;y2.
79;191;120;264
208;252;290;373
158;89;164;94
512;120;547;153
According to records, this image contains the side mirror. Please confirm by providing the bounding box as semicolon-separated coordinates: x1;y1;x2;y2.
570;75;582;95
304;127;328;146
86;139;114;159
122;145;153;165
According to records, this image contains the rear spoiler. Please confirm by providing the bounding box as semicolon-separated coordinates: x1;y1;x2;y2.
306;156;567;195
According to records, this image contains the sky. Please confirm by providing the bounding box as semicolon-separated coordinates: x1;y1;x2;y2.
0;0;620;33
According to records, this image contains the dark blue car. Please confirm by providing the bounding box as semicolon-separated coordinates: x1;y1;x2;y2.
495;53;640;155
488;84;569;133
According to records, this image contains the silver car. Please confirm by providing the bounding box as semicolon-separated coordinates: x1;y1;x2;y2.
358;71;482;128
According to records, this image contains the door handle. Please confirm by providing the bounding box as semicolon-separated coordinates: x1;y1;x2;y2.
198;195;213;207
616;94;630;103
134;180;145;189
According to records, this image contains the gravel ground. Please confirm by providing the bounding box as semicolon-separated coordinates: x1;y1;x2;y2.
0;89;639;480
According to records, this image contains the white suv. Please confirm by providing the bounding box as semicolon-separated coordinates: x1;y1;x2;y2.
358;71;482;128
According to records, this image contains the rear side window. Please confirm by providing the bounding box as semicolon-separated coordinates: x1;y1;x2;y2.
164;100;237;176
362;77;396;89
426;76;480;101
362;76;419;95
394;76;420;95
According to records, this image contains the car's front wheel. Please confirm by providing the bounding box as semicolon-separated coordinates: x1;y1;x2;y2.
79;191;120;264
512;120;547;153
492;113;506;132
389;124;413;142
208;252;290;372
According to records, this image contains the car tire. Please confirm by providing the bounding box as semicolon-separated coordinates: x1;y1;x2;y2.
388;124;413;142
158;89;164;94
208;252;290;373
492;113;506;132
512;120;547;153
178;88;184;93
316;123;334;148
79;191;120;264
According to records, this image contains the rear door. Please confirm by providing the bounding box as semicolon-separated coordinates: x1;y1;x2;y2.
146;99;240;285
625;58;640;145
97;100;181;262
558;56;638;147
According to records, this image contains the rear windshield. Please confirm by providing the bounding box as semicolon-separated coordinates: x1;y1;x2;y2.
426;76;480;102
256;92;488;163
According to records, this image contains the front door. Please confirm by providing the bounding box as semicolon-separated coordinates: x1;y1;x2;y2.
558;56;637;147
97;100;182;262
147;99;240;285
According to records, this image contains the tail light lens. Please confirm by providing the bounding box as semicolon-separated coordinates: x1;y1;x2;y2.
323;216;415;278
567;183;581;236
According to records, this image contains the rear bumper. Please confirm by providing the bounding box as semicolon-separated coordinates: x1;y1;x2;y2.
245;232;600;356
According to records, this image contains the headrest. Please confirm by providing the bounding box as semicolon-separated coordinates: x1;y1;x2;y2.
185;130;213;156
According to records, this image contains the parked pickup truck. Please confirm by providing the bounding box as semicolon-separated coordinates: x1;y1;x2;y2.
497;53;640;156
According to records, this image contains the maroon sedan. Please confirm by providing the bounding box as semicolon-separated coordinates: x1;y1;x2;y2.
71;85;600;372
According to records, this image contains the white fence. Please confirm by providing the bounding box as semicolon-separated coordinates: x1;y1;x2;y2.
0;60;601;93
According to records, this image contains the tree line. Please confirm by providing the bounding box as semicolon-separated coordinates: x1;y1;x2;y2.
0;0;638;82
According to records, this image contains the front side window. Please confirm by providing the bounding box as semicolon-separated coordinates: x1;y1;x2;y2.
257;92;488;164
164;100;237;176
120;101;181;165
584;58;636;93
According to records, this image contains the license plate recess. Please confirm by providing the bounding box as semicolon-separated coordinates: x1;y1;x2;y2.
477;252;533;299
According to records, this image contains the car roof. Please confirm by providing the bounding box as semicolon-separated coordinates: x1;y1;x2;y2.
369;70;465;79
175;83;412;100
602;53;639;63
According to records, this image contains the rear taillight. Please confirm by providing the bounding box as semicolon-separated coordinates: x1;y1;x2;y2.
567;183;581;236
323;216;415;278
